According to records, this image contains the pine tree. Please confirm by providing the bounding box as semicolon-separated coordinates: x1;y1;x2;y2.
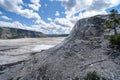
105;9;120;35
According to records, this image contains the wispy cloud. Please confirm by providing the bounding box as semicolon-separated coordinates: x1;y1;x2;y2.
0;0;40;19
1;16;12;20
47;18;52;21
55;11;60;16
0;11;2;15
28;0;41;11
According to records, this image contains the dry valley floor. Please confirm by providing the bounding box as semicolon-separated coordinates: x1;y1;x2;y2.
0;37;65;65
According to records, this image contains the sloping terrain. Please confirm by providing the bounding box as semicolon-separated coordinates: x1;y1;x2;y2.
0;15;120;80
0;27;46;39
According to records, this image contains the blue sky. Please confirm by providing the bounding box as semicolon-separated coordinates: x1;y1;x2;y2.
0;0;120;34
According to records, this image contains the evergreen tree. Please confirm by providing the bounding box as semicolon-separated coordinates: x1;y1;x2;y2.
105;9;120;35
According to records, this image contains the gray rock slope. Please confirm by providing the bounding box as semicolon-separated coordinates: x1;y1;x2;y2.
0;15;120;80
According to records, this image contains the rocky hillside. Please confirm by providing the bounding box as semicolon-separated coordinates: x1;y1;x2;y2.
0;27;46;39
0;15;120;80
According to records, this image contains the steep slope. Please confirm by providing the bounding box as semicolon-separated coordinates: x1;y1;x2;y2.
0;27;46;39
0;15;120;80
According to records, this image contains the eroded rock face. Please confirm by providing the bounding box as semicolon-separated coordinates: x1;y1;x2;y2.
72;16;105;39
0;15;120;80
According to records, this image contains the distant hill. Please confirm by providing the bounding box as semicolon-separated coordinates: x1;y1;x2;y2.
0;27;46;39
47;34;69;37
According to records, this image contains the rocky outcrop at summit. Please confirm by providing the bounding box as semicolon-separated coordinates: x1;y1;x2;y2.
0;15;120;80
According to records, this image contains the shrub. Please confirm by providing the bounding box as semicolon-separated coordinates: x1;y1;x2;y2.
7;77;13;80
73;71;107;80
38;65;49;80
110;34;120;46
38;65;47;75
83;71;106;80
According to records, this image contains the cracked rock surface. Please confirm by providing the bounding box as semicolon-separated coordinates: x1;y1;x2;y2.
0;15;120;80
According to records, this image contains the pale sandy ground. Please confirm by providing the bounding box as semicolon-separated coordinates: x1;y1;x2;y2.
0;37;65;65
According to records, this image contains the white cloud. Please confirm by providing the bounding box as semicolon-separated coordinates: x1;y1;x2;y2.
0;21;29;29
29;0;41;11
34;19;71;34
28;4;41;11
0;16;12;20
30;0;40;5
0;0;23;12
0;20;43;32
47;18;52;21
54;18;73;28
62;0;120;12
0;11;2;15
19;9;40;19
55;11;60;16
79;10;107;18
0;0;40;19
51;0;119;19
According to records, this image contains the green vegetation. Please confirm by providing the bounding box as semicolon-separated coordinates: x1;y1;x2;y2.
105;9;120;35
110;34;120;46
10;33;18;39
38;65;47;75
105;9;120;47
0;27;2;30
0;72;4;75
73;71;108;80
83;71;106;80
38;65;49;80
0;27;2;36
7;77;13;80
